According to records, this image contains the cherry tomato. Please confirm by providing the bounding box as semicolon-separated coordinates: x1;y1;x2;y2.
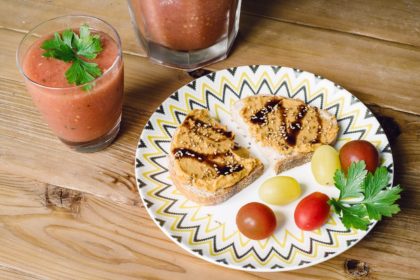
236;202;277;240
311;145;341;185
339;140;379;173
294;192;330;231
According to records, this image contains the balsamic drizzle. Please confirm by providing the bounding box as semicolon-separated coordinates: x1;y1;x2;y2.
249;98;321;147
173;148;244;176
185;115;233;139
285;105;308;146
311;108;322;144
250;99;281;124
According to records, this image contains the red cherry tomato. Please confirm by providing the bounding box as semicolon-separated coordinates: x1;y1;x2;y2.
294;192;330;231
339;140;379;173
236;202;277;240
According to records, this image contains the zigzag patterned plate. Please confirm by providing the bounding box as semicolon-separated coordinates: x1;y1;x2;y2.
135;65;393;271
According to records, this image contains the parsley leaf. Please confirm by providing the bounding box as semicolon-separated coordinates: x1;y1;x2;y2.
329;200;370;230
41;32;75;62
341;204;370;230
62;29;74;49
329;161;402;230
362;167;402;220
41;24;103;89
335;161;367;200
65;59;101;86
73;24;103;59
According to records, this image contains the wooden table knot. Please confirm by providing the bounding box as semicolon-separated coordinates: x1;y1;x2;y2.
344;259;370;278
44;184;83;214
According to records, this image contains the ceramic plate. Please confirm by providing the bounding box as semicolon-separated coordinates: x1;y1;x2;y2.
134;65;393;271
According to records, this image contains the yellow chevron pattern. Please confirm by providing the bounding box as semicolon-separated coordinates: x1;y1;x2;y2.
136;66;392;270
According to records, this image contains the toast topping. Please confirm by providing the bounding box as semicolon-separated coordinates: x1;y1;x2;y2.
184;115;233;139
173;148;244;175
250;99;280;124
241;96;338;154
171;109;261;192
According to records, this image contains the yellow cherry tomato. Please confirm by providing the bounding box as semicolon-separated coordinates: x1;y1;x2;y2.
259;176;301;205
311;145;341;185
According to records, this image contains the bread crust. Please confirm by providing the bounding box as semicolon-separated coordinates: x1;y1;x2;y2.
168;153;264;205
274;152;313;174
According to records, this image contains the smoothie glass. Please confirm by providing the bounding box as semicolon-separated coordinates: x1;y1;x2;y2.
127;0;242;70
16;15;124;152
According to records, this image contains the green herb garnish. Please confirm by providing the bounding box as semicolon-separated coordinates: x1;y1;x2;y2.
329;161;402;230
41;24;103;90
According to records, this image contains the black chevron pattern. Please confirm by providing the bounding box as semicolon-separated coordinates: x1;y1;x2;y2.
227;67;237;76
156;105;165;114
135;65;394;271
187;80;197;90
193;249;203;256
135;158;144;168
271;65;281;74
217;259;228;264
324;252;335;258
137;178;146;189
206;72;216;82
170;91;179;101
144;120;154;130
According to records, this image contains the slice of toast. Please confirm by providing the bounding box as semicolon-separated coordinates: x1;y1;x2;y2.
232;95;339;174
169;109;263;205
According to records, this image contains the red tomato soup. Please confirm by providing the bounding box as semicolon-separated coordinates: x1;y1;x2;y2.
22;31;123;143
129;0;239;51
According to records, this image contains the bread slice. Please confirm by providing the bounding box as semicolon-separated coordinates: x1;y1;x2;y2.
232;95;339;174
169;109;263;205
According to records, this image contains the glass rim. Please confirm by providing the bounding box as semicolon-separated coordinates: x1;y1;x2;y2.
16;14;123;90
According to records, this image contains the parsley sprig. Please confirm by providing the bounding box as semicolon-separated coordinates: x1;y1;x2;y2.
41;24;103;89
329;161;402;230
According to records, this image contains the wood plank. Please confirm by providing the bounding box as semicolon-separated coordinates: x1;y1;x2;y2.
0;171;418;280
1;1;420;115
242;0;420;47
211;16;420;115
5;0;420;49
1;26;419;204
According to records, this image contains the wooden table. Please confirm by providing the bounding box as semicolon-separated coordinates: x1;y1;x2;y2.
1;1;419;279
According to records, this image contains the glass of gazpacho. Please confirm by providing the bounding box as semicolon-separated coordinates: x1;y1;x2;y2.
16;15;124;152
127;0;242;70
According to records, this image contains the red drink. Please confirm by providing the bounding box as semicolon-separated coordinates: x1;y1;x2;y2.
128;0;242;69
17;16;124;152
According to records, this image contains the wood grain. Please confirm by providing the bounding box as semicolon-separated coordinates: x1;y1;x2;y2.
242;0;420;47
0;171;418;280
0;0;144;56
0;0;419;279
1;27;419;205
2;0;420;114
0;266;45;280
211;16;420;115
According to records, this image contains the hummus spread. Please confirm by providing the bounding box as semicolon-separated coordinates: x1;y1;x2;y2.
171;109;260;192
240;96;338;154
